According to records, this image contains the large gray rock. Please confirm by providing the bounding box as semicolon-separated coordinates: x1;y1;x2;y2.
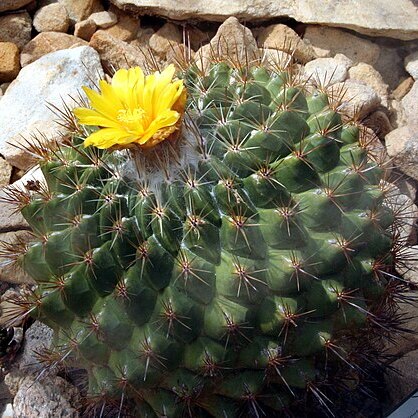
0;46;103;158
110;0;418;40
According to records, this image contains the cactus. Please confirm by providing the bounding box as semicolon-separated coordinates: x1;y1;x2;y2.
2;54;408;417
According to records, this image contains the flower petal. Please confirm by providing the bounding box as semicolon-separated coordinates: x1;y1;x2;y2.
155;81;185;115
82;86;120;120
152;65;177;108
139;109;180;144
112;67;145;109
73;107;120;128
84;127;135;149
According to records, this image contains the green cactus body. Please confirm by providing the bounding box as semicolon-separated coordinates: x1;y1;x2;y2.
15;60;397;416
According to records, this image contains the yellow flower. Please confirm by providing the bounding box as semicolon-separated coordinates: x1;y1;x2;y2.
73;64;186;150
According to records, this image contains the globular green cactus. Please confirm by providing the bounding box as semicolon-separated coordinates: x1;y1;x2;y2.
3;56;405;417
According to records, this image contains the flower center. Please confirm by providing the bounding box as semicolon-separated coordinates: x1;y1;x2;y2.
117;108;146;126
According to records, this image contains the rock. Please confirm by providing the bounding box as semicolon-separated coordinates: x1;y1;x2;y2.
398;245;418;283
386;349;418;405
210;16;258;62
2;120;69;171
149;22;183;58
363;109;393;138
386;125;418;181
374;45;406;91
0;43;20;83
58;0;103;24
102;5;140;41
384;285;418;357
258;24;316;64
0;158;12;187
0;83;11;93
0;231;33;284
33;3;70;33
405;50;418;81
12;165;46;191
361;126;389;164
303;26;380;65
260;48;293;70
385;185;418;243
392;77;414;101
4;372;24;398
389;99;406;129
20;32;88;67
2;404;13;418
0;168;45;270
0;185;31;233
303;55;351;85
195;44;211;71
14;321;54;372
131;27;155;49
401;81;418;126
0;46;103;156
0;0;33;13
195;17;259;71
397;176;418;204
0;12;32;51
90;30;148;70
332;79;381;118
187;26;211;51
0;167;45;233
0;288;24;327
74;19;97;41
334;53;354;68
166;44;195;69
109;0;418;40
89;11;118;29
12;375;80;418
348;62;389;106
